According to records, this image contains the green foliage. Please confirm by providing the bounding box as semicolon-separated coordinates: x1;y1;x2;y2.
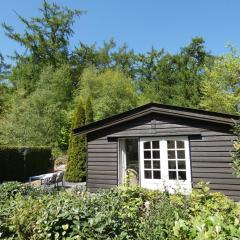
79;67;138;120
172;183;240;239
232;123;240;177
140;38;213;108
2;0;82;67
0;146;52;182
0;53;10;81
85;96;94;124
65;98;86;182
200;51;240;114
0;182;56;239
0;183;240;239
0;64;72;154
0;84;12;118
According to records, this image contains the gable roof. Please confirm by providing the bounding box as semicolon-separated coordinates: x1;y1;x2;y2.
74;103;239;136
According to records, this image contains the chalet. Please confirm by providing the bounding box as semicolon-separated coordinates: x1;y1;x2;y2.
74;103;240;200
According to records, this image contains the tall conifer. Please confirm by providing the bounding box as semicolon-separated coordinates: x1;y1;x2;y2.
65;99;86;182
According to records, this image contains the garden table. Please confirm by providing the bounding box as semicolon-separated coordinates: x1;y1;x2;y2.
29;173;54;184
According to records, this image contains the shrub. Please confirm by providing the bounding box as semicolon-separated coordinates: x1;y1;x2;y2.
0;182;240;239
0;182;54;239
0;146;52;182
65;99;86;182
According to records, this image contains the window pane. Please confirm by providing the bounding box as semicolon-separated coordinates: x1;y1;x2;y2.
152;141;159;149
144;160;151;169
144;141;150;149
177;150;185;159
178;160;186;169
153;150;160;159
167;140;175;149
178;171;186;180
144;151;151;159
144;170;152;179
168;150;176;159
125;139;139;174
153;171;161;179
153;160;160;169
169;171;177;180
168;160;176;169
176;141;184;149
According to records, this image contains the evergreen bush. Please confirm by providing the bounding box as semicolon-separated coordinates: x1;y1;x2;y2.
65;99;86;182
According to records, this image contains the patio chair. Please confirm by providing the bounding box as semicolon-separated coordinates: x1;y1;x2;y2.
56;171;64;187
42;173;57;187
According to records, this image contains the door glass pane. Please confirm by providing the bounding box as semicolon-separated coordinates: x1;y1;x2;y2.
126;139;139;173
144;160;151;169
168;150;175;159
169;171;177;180
153;160;160;169
144;170;152;179
144;151;151;159
167;140;175;149
152;141;159;149
178;171;186;180
177;150;185;159
153;150;160;159
178;161;186;169
168;160;176;169
144;141;150;149
153;171;161;179
177;141;184;148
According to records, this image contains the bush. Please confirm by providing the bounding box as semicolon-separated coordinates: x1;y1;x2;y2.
0;182;240;239
65;99;86;182
0;146;52;182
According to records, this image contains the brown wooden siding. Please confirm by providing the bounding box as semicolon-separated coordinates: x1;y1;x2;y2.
87;138;118;191
87;113;240;200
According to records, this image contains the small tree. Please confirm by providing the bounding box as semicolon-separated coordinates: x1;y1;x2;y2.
232;122;240;177
65;98;86;182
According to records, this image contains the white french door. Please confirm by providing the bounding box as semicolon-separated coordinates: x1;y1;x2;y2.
140;137;192;193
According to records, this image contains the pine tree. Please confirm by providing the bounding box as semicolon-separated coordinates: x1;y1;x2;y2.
85;96;94;124
65;99;86;182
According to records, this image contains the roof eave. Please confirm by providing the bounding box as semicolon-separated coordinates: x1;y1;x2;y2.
74;106;239;136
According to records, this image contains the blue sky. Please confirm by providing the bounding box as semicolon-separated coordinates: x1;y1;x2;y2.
0;0;239;61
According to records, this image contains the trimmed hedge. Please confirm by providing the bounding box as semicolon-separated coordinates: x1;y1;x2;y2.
0;146;52;182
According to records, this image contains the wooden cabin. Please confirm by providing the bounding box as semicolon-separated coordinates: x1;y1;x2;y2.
74;103;240;200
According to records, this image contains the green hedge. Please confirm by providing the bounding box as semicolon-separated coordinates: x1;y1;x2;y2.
0;146;52;182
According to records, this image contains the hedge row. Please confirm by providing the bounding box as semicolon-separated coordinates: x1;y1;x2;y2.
0;146;52;182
